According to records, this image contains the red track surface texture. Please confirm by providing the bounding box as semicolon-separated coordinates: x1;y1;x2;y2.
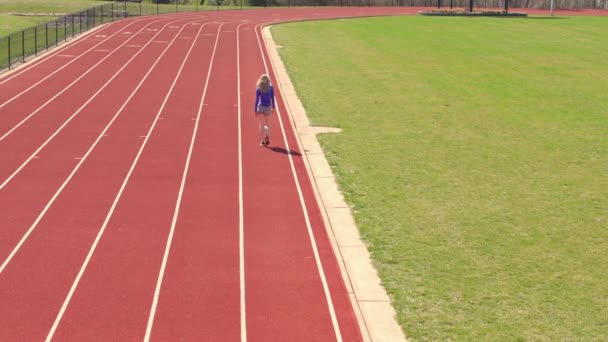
0;7;604;341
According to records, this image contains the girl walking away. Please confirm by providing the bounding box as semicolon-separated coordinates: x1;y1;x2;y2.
254;74;275;146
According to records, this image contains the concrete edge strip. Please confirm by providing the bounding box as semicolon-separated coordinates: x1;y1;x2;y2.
262;26;407;342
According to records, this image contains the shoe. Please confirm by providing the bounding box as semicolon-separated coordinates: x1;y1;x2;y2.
264;136;270;146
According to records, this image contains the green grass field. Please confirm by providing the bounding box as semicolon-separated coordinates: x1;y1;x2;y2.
0;0;107;16
0;13;57;36
272;15;608;341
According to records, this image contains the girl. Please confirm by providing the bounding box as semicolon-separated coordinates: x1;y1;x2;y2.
254;74;275;146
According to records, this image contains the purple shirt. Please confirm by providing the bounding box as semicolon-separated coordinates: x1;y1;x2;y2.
255;86;275;111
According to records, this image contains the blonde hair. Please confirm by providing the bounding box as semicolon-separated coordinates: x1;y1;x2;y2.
257;74;271;93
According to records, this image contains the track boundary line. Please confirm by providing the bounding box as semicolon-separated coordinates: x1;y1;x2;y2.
143;21;227;342
0;15;205;191
237;21;247;342
44;20;207;341
0;15;191;141
253;22;343;342
0;18;205;276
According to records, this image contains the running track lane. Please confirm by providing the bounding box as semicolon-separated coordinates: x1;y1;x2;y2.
46;20;224;341
237;20;355;341
10;6;606;340
0;16;216;271
147;19;246;341
0;17;218;340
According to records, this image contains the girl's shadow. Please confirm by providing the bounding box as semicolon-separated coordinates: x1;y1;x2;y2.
265;145;302;156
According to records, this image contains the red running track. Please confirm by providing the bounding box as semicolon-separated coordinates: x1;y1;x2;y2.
1;6;605;341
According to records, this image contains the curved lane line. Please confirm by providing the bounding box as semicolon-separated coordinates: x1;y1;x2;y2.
0;15;194;141
0;15;153;86
0;15;205;190
0;16;162;106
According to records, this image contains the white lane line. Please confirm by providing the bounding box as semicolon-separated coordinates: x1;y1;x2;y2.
237;22;247;342
143;22;225;342
44;20;208;342
0;20;200;278
0;17;152;86
0;16;202;190
0;17;169;141
0;17;155;106
254;23;343;342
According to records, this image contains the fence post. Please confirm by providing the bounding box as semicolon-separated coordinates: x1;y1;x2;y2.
93;7;96;26
72;15;75;37
112;3;114;21
64;16;67;41
176;0;178;13
45;23;48;50
21;31;25;62
35;27;38;56
125;0;127;16
101;6;104;24
157;0;159;15
8;36;10;69
140;1;142;16
56;20;58;46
